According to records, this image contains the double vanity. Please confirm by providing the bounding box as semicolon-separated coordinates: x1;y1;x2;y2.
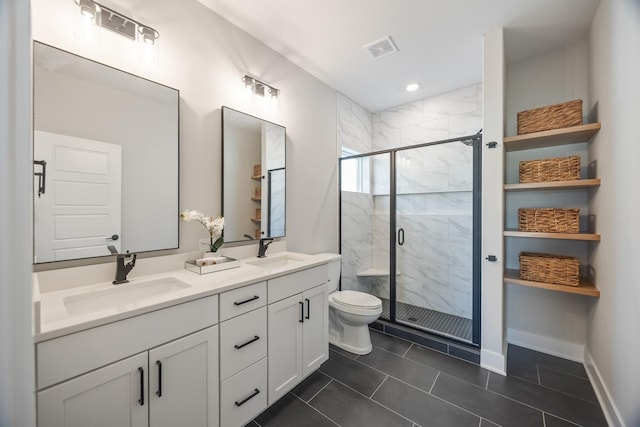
34;252;335;427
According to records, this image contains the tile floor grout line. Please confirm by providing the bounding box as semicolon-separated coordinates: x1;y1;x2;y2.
401;342;413;357
542;410;547;427
428;387;489;422
321;374;419;426
291;392;342;427
543;411;584;427
428;371;440;394
485;371;490;390
305;377;335;404
408;340;482;367
369;374;389;398
537;364;541;385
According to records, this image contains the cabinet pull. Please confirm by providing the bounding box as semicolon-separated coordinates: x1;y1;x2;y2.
305;298;310;319
138;367;144;406
233;295;259;306
299;301;304;323
156;360;162;397
234;388;260;407
234;335;260;350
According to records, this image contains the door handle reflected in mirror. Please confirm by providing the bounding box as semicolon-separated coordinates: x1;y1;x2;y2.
106;234;119;241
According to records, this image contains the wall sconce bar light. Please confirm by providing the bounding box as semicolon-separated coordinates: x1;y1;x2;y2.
242;75;280;101
73;0;159;45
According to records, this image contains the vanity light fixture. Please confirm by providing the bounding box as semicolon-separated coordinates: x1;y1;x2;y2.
73;0;159;52
242;74;280;104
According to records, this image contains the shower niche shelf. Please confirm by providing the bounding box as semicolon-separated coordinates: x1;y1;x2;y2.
503;121;602;297
356;268;402;277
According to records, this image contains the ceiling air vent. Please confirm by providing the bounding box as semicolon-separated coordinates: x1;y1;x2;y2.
363;35;399;60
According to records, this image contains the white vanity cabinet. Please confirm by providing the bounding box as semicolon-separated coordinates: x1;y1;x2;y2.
36;295;220;427
267;265;329;405
219;281;268;427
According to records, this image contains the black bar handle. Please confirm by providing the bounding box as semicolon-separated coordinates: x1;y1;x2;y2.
234;388;260;407
398;228;405;246
34;160;46;198
138;367;144;405
305;298;310;320
234;335;260;350
299;301;304;323
233;295;259;306
156;361;162;397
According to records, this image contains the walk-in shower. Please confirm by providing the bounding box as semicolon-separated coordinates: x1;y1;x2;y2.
340;133;481;345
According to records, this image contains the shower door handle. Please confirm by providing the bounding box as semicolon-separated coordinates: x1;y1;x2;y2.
397;228;405;246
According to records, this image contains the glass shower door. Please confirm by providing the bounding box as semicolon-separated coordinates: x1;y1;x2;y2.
340;152;391;319
393;141;477;342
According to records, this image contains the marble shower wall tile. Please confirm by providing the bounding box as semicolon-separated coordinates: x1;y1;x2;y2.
337;93;373;155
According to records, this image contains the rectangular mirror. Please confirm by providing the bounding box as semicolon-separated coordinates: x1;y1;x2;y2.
33;42;179;264
222;107;285;243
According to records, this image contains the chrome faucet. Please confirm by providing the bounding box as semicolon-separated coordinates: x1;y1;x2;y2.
257;238;274;258
108;245;137;285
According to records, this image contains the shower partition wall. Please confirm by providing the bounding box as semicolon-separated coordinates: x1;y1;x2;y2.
340;134;481;345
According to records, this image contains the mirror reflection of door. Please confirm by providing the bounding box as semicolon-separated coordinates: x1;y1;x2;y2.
34;131;122;263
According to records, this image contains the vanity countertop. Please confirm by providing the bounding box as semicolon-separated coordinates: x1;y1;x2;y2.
34;251;339;343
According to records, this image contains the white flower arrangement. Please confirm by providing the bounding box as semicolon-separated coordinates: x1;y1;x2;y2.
180;209;224;253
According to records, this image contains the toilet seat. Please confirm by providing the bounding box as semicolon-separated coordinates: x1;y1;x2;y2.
329;291;382;316
333;290;381;309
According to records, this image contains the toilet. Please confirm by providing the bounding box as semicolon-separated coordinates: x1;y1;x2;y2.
326;255;382;355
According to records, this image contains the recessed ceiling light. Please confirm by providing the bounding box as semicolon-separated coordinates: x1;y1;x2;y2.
406;82;420;92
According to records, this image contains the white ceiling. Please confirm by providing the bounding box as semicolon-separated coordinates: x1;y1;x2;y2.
198;0;599;112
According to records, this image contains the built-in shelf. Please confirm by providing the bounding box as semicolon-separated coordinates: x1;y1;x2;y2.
504;178;601;192
250;217;261;223
504;269;600;297
356;268;402;277
504;123;601;152
251;175;261;180
251;196;261;202
504;230;601;241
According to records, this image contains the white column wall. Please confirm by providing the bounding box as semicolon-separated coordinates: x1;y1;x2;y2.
0;0;36;426
480;27;506;374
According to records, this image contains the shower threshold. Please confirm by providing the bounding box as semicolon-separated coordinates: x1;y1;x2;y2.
380;298;472;343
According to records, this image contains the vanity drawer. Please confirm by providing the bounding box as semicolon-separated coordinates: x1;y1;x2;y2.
220;306;267;380
37;294;218;390
219;281;266;321
267;265;328;304
220;357;267;427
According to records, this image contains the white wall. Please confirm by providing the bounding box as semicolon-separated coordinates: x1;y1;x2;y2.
504;41;591;358
0;0;35;425
32;0;339;261
588;0;640;424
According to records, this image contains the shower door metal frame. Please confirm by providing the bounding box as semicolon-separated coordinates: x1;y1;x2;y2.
339;132;482;347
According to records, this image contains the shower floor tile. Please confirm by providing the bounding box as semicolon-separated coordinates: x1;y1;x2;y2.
380;298;473;342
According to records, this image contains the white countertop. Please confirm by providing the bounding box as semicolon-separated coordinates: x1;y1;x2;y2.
34;252;339;343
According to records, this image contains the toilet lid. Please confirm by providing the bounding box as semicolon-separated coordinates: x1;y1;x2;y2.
333;290;382;309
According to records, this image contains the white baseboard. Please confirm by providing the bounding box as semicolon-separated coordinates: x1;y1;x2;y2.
481;346;506;375
506;328;584;362
584;349;625;427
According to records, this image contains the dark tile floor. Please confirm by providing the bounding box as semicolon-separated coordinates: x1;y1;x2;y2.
249;330;608;427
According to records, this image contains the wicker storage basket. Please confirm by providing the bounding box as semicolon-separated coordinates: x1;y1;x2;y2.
519;155;580;183
519;252;580;286
518;208;579;233
517;100;583;135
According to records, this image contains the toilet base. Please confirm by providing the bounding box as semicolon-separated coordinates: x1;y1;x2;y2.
329;335;373;355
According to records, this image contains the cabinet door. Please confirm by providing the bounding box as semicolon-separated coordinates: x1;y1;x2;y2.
302;284;329;377
37;352;148;427
149;325;219;427
267;293;303;405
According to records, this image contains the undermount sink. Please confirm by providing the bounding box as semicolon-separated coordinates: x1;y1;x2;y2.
63;277;191;315
244;253;307;269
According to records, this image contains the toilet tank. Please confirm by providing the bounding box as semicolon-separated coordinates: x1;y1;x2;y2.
326;255;341;293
